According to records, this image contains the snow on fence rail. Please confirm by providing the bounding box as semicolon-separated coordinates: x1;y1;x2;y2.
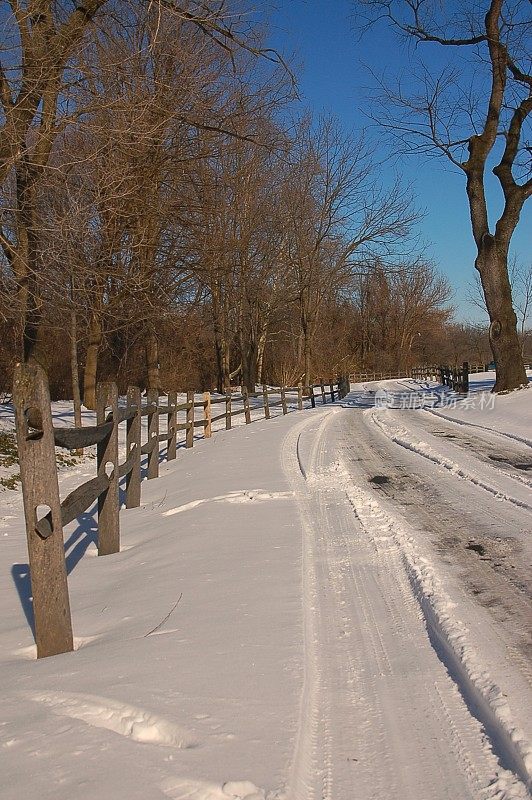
12;363;350;659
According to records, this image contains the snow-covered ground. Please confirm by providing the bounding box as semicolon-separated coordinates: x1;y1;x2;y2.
1;373;531;799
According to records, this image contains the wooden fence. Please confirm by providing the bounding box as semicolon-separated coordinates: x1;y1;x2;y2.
349;363;470;393
13;364;350;659
349;366;442;383
439;362;469;393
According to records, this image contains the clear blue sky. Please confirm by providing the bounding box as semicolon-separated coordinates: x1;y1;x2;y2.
263;0;531;322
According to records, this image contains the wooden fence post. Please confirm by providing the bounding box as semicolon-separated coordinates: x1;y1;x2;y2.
321;380;327;404
126;386;141;509
204;391;212;438
329;380;335;402
97;382;119;556
308;385;316;408
297;384;303;410
262;384;270;419
243;388;251;423
146;388;159;480
281;385;287;414
186;391;194;447
13;363;73;658
225;392;232;430
167;391;177;460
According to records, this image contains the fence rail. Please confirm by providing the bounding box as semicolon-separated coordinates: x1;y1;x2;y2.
13;365;350;659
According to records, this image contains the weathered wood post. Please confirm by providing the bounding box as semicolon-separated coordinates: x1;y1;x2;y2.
13;363;74;659
167;391;177;460
280;385;287;414
125;386;141;509
329;380;335;402
320;380;326;404
297;384;303;410
146;388;159;480
262;384;270;419
186;391;194;448
308;385;316;408
225;391;232;430
243;388;251;424
96;382;119;556
203;391;212;438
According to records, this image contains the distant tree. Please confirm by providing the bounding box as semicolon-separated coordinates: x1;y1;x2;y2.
357;0;531;391
351;260;452;371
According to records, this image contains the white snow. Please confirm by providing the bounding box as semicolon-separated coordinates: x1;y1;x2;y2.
1;373;531;798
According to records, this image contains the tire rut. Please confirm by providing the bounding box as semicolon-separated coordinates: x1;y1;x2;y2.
281;410;527;799
343;413;532;687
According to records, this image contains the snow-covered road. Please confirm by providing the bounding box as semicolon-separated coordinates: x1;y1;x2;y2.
282;399;531;799
1;375;531;799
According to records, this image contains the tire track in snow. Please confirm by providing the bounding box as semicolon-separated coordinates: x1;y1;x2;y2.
281;410;335;800
340;429;532;695
410;413;532;491
426;407;532;449
282;409;528;799
334;456;532;795
369;410;532;513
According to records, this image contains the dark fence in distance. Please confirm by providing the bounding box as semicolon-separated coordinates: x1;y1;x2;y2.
349;363;470;393
13;365;350;659
439;363;469;393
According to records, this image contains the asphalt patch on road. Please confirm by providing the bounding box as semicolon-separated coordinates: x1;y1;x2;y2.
369;475;390;485
466;541;486;556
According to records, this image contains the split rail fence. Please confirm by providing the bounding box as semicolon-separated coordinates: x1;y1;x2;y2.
13;364;350;659
349;363;471;393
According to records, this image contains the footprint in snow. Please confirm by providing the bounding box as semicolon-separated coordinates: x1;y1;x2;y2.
163;490;293;517
161;778;266;799
29;690;198;748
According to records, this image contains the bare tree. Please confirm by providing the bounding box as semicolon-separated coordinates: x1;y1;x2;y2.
351;259;452;371
0;0;286;370
281;116;418;385
357;0;531;391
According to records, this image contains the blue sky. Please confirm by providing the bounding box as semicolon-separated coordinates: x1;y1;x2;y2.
264;0;531;322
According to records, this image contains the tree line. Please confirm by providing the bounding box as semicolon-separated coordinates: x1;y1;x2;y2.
1;1;527;402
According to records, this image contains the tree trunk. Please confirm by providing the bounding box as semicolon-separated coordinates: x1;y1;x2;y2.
476;234;527;392
300;298;312;386
211;285;231;392
84;312;102;410
70;310;83;453
256;329;267;385
239;304;258;394
15;162;48;368
303;332;311;387
241;339;257;393
145;330;160;390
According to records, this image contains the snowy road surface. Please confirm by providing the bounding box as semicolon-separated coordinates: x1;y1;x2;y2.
1;376;531;799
